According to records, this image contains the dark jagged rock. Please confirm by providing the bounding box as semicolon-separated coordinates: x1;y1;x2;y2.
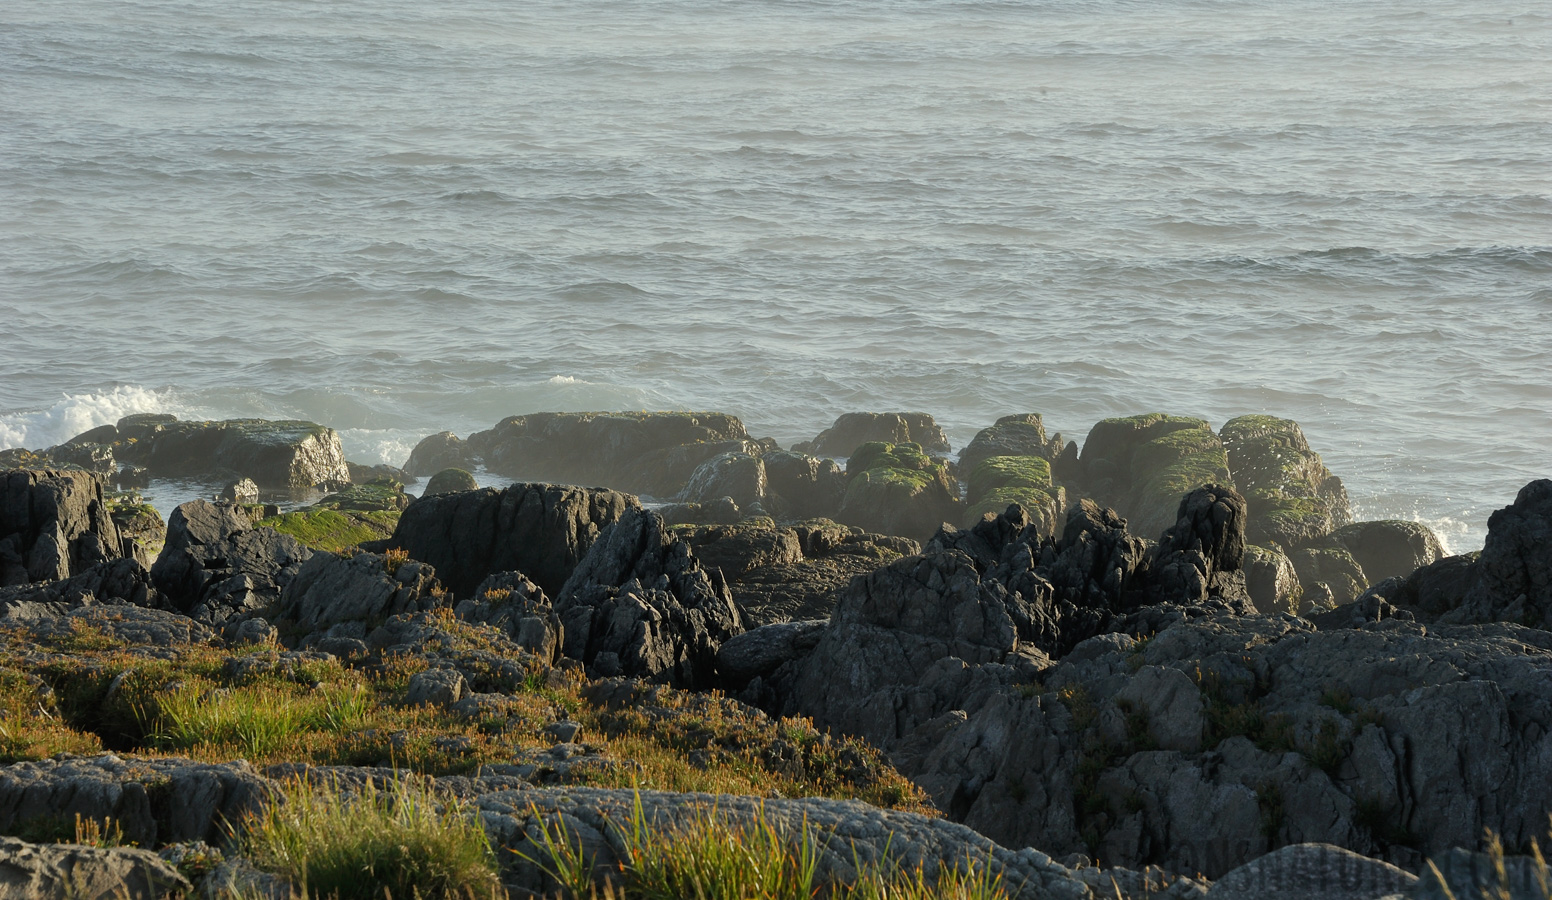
0;469;123;586
423;467;478;496
276;550;442;637
716;619;828;684
0;557;156;609
47;441;117;478
379;483;638;599
1141;484;1252;608
1449;479;1552;629
957;413;1065;475
404;431;474;476
453;571;563;662
1219;415;1351;549
760;450;847;519
797;412;951;459
150;500;312;625
466;411;749;494
655;496;742;526
1388;553;1479;621
680;451;767;511
554;508;743;687
837;442;961;542
701;520;918;625
347;460;413;485
112;418;349;489
1323;520;1444;585
1078;414;1234;541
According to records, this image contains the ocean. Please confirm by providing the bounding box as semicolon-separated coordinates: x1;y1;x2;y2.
2;0;1549;553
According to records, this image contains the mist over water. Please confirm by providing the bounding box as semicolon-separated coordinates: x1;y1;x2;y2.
3;0;1550;553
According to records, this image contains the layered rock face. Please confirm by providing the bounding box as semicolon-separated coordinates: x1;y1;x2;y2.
378;482;639;599
0;469;124;586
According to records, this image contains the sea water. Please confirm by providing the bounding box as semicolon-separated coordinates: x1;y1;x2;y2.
3;0;1550;552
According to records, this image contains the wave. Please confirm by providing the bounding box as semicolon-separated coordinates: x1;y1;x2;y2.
0;386;184;452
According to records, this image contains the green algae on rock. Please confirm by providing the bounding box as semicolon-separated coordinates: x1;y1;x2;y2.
1219;414;1351;549
837;442;961;542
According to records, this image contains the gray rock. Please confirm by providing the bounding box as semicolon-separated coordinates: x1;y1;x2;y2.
655;497;742;527
678;522;803;581
406;668;468;707
125;418;349;489
761;450;847;520
1325;520;1444;585
0;596;214;646
277;550;442;637
467;411;749;493
47;441;117;478
0;469;123;586
1206;842;1417;900
716;619;828;684
453;571;563;662
1077;414;1234;541
220;478;259;504
423;467;478;496
1115;665;1204;753
150;500;312;625
1219;415;1352;548
542;721;583;744
404;431;474;476
481;786;1090;900
379;482;638;599
0;756;270;847
800;412;952;459
1290;546;1368;606
0;557;156;610
1245;544;1302;615
0;836;189;900
1451;479;1552;629
620;439;769;500
681;452;767;511
555;508;744;688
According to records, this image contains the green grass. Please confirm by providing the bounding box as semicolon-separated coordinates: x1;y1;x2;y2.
237;776;502;900
259;508;401;553
145;681;373;758
522;791;1009;900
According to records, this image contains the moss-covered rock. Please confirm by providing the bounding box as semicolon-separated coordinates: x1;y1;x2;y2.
257;509;401;554
960;455;1061;534
106;493;167;564
1220;415;1351;549
956;414;1063;475
837;443;961;542
1079;414;1232;540
798;412;950;459
423;468;478;496
318;480;410;513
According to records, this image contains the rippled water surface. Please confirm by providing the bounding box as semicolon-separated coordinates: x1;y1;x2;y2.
3;0;1550;551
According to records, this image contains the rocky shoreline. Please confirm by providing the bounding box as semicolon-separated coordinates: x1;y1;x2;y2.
0;408;1548;899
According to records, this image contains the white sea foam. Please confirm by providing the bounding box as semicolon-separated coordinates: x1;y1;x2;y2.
0;386;183;451
547;375;582;385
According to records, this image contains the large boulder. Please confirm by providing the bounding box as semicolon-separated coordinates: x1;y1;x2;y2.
799;412;951;459
379;482;639;599
1078;415;1234;540
464;412;748;494
276;550;443;636
837;442;961;541
0;469;123;586
1243;544;1302;614
554;508;744;688
621;439;768;499
1288;546;1367;607
957;414;1065;475
149;500;313;625
1219;415;1351;548
404;431;474;476
107;417;349;489
423;467;478;496
1324;520;1444;584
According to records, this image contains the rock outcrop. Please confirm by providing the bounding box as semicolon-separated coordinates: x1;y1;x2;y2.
461;412;749;494
1;469;123;586
957;413;1066;475
379;483;639;599
1077;415;1234;541
0;836;189;900
1324;520;1444;585
149;500;312;626
277;550;443;637
760;450;848;519
423;467;478;496
453;571;563;662
555;508;743;687
100;416;349;489
797;412;952;459
1448;479;1552;630
1219;415;1351;548
962;453;1062;535
837;442;961;542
